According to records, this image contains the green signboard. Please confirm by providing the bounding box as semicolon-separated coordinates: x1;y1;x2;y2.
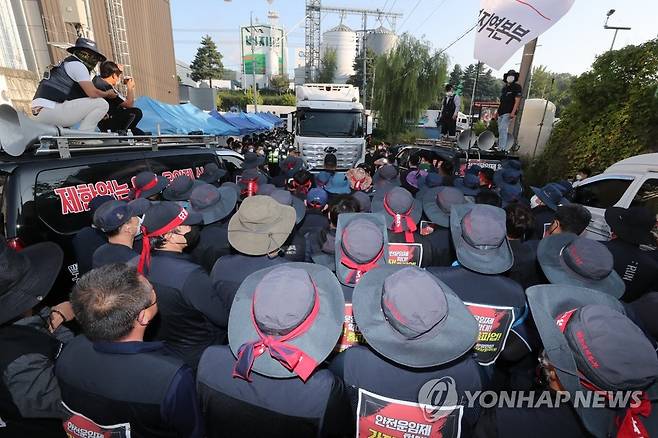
243;54;266;75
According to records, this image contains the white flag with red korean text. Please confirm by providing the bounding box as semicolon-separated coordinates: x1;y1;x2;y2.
474;0;575;69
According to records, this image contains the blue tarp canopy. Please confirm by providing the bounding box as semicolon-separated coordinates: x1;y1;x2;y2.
244;113;274;130
135;96;240;136
258;112;284;126
222;112;265;133
209;110;250;135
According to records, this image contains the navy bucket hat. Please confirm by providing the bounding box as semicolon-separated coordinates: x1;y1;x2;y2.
537;233;625;298
335;213;389;287
228;263;344;380
162;175;203;202
371;187;422;240
353;266;478;368
199;162;227;184
531;183;565;211
189;183;238;225
528;284;658;438
422;186;466;227
450;203;514;274
131;171;168;199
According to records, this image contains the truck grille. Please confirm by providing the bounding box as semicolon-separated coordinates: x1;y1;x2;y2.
301;143;362;169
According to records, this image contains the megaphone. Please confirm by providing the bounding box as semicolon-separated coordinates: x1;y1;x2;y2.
476;130;495;151
457;129;477;150
0;104;112;157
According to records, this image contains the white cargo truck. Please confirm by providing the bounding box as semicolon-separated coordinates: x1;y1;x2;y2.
288;84;372;170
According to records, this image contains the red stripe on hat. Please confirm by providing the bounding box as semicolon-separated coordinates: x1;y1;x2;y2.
383;195;417;243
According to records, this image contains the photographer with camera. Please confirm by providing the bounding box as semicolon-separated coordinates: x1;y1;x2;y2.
93;61;145;134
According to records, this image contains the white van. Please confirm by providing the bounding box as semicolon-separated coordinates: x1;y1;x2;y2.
572;153;658;241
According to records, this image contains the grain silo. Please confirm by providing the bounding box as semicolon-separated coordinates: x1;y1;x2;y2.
321;24;357;84
366;26;398;56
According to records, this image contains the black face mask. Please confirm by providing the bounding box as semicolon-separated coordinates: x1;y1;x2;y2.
182;226;201;251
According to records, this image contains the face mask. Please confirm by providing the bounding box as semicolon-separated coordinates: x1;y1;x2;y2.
446;91;454;97
135;215;144;237
182;225;201;250
530;195;541;209
506;75;515;84
575;174;583;181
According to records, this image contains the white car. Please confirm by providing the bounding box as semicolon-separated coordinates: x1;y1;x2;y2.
573;153;658;241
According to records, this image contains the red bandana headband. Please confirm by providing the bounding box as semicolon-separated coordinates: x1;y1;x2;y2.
292;180;312;195
554;309;652;438
233;281;321;382
383;196;417;243
137;208;188;274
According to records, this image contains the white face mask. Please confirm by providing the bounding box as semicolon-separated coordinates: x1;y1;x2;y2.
135;215;144;237
530;195;541;209
446;91;454;97
575;174;584;181
506;75;515;84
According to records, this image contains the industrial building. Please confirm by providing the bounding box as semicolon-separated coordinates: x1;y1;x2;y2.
0;0;178;112
241;10;288;90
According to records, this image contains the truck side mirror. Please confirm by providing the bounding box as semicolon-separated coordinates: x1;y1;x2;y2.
286;113;293;133
366;115;373;135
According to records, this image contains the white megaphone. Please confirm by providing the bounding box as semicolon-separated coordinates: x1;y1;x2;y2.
457;128;477;150
0;104;112;157
476;130;496;151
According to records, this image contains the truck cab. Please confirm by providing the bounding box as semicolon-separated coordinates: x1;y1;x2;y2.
290;84;372;170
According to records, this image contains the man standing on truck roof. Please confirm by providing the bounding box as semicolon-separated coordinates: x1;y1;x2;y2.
439;84;461;137
93;61;145;135
31;37;116;131
494;69;523;151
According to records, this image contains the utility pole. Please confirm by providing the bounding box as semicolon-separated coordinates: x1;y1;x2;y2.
468;62;481;117
512;38;537;144
250;11;258;112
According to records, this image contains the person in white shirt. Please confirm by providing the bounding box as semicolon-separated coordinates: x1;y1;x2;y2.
439;84;461;137
31;38;116;131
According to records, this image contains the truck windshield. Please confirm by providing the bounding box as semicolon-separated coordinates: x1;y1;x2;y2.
298;110;363;138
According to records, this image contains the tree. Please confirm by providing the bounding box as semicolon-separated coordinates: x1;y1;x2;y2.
448;64;463;88
529;39;658;184
528;65;575;117
317;49;337;83
190;35;224;87
347;48;376;106
282;93;297;106
372;33;448;139
458;64;500;113
270;75;290;94
243;87;263;108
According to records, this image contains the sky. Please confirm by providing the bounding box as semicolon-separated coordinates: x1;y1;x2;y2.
170;0;658;78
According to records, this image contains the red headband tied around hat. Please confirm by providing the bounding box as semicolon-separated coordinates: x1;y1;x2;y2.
137;208;188;274
340;245;385;285
133;176;159;199
555;309;652;438
383;196;417;243
233;281;321;382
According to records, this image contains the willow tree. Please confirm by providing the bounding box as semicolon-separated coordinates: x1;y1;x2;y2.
372;34;448;139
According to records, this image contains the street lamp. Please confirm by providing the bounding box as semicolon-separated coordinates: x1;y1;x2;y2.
604;9;631;51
